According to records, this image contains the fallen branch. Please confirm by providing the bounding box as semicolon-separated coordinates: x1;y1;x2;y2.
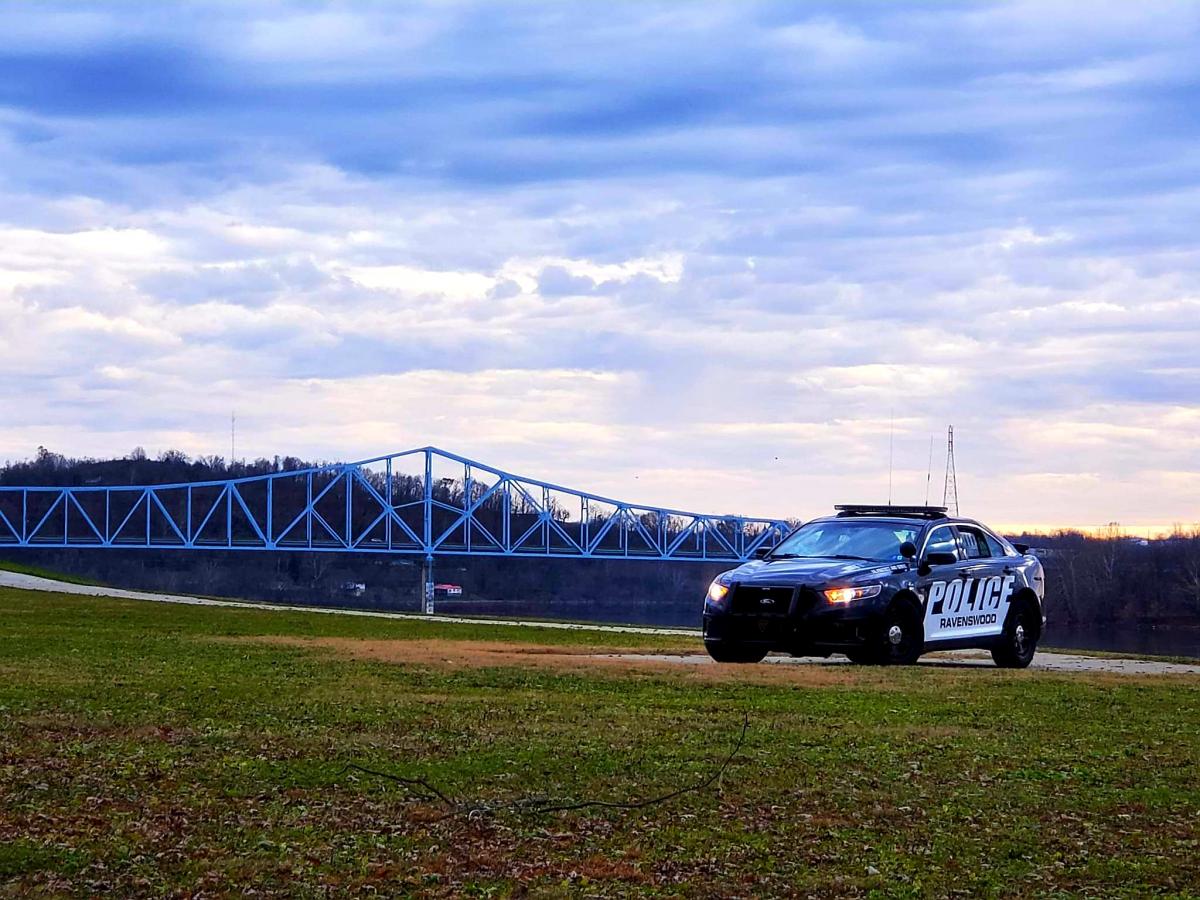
337;712;750;819
333;763;454;806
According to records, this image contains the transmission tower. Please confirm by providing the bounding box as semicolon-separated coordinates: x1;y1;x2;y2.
942;425;959;515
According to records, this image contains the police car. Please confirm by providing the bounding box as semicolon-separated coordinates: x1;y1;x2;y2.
702;505;1046;667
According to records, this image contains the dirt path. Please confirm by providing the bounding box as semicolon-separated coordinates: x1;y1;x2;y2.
598;651;1200;676
223;635;1200;681
224;635;870;686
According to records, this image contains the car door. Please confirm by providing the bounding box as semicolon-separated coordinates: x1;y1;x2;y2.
981;525;1039;599
917;523;971;644
967;525;1024;636
937;524;1009;642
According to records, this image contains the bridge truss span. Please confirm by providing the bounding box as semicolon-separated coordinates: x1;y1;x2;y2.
0;446;793;563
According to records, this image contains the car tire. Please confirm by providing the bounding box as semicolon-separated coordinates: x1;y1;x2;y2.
878;600;923;665
992;598;1039;669
705;642;769;664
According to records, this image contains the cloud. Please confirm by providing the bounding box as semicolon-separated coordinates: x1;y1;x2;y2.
1;1;1199;529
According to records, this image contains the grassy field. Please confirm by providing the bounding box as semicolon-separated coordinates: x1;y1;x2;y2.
1;587;1198;898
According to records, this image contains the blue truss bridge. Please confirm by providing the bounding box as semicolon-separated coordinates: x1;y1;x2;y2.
0;446;792;564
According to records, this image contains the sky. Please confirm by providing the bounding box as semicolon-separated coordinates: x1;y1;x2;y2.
1;1;1198;534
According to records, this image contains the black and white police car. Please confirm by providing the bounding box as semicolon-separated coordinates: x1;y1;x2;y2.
702;505;1046;667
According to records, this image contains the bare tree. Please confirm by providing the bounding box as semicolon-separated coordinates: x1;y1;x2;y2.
1178;528;1200;617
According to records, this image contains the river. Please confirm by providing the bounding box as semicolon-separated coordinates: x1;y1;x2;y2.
1041;623;1199;660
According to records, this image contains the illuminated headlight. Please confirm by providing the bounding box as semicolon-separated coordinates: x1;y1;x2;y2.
823;583;882;604
706;573;734;606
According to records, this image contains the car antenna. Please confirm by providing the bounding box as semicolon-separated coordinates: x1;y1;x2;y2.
924;434;933;506
887;407;894;506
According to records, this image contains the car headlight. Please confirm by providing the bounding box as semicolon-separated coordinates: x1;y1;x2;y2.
824;583;882;604
706;572;734;606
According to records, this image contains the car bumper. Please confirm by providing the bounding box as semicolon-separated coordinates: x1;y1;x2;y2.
703;596;889;652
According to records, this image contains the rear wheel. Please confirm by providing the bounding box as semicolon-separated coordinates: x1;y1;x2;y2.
705;642;770;664
992;598;1039;668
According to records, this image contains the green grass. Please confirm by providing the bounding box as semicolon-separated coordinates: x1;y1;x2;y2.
1;587;1198;897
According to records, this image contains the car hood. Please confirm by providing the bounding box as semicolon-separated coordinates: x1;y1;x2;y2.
731;557;899;585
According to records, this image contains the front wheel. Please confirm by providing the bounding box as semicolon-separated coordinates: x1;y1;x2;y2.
705;642;769;664
992;599;1039;668
879;601;924;665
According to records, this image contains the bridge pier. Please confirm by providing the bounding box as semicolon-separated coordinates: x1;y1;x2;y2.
421;554;434;614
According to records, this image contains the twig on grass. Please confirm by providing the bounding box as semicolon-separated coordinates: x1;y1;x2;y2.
333;763;455;806
337;712;750;819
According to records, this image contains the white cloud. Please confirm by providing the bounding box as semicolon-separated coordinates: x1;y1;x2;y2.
343;264;497;298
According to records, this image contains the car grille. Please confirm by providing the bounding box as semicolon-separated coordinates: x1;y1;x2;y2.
730;585;795;616
794;586;820;616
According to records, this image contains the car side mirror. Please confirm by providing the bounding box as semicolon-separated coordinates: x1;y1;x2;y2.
753;546;772;560
1014;542;1030;554
918;550;957;576
899;541;917;560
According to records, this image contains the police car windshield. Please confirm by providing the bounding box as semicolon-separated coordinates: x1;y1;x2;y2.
770;520;920;563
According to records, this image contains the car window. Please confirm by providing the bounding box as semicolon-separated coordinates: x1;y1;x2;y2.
923;525;958;558
770;520;921;562
983;528;1015;557
957;526;990;559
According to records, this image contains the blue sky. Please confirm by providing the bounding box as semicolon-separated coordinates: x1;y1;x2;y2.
2;1;1199;531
